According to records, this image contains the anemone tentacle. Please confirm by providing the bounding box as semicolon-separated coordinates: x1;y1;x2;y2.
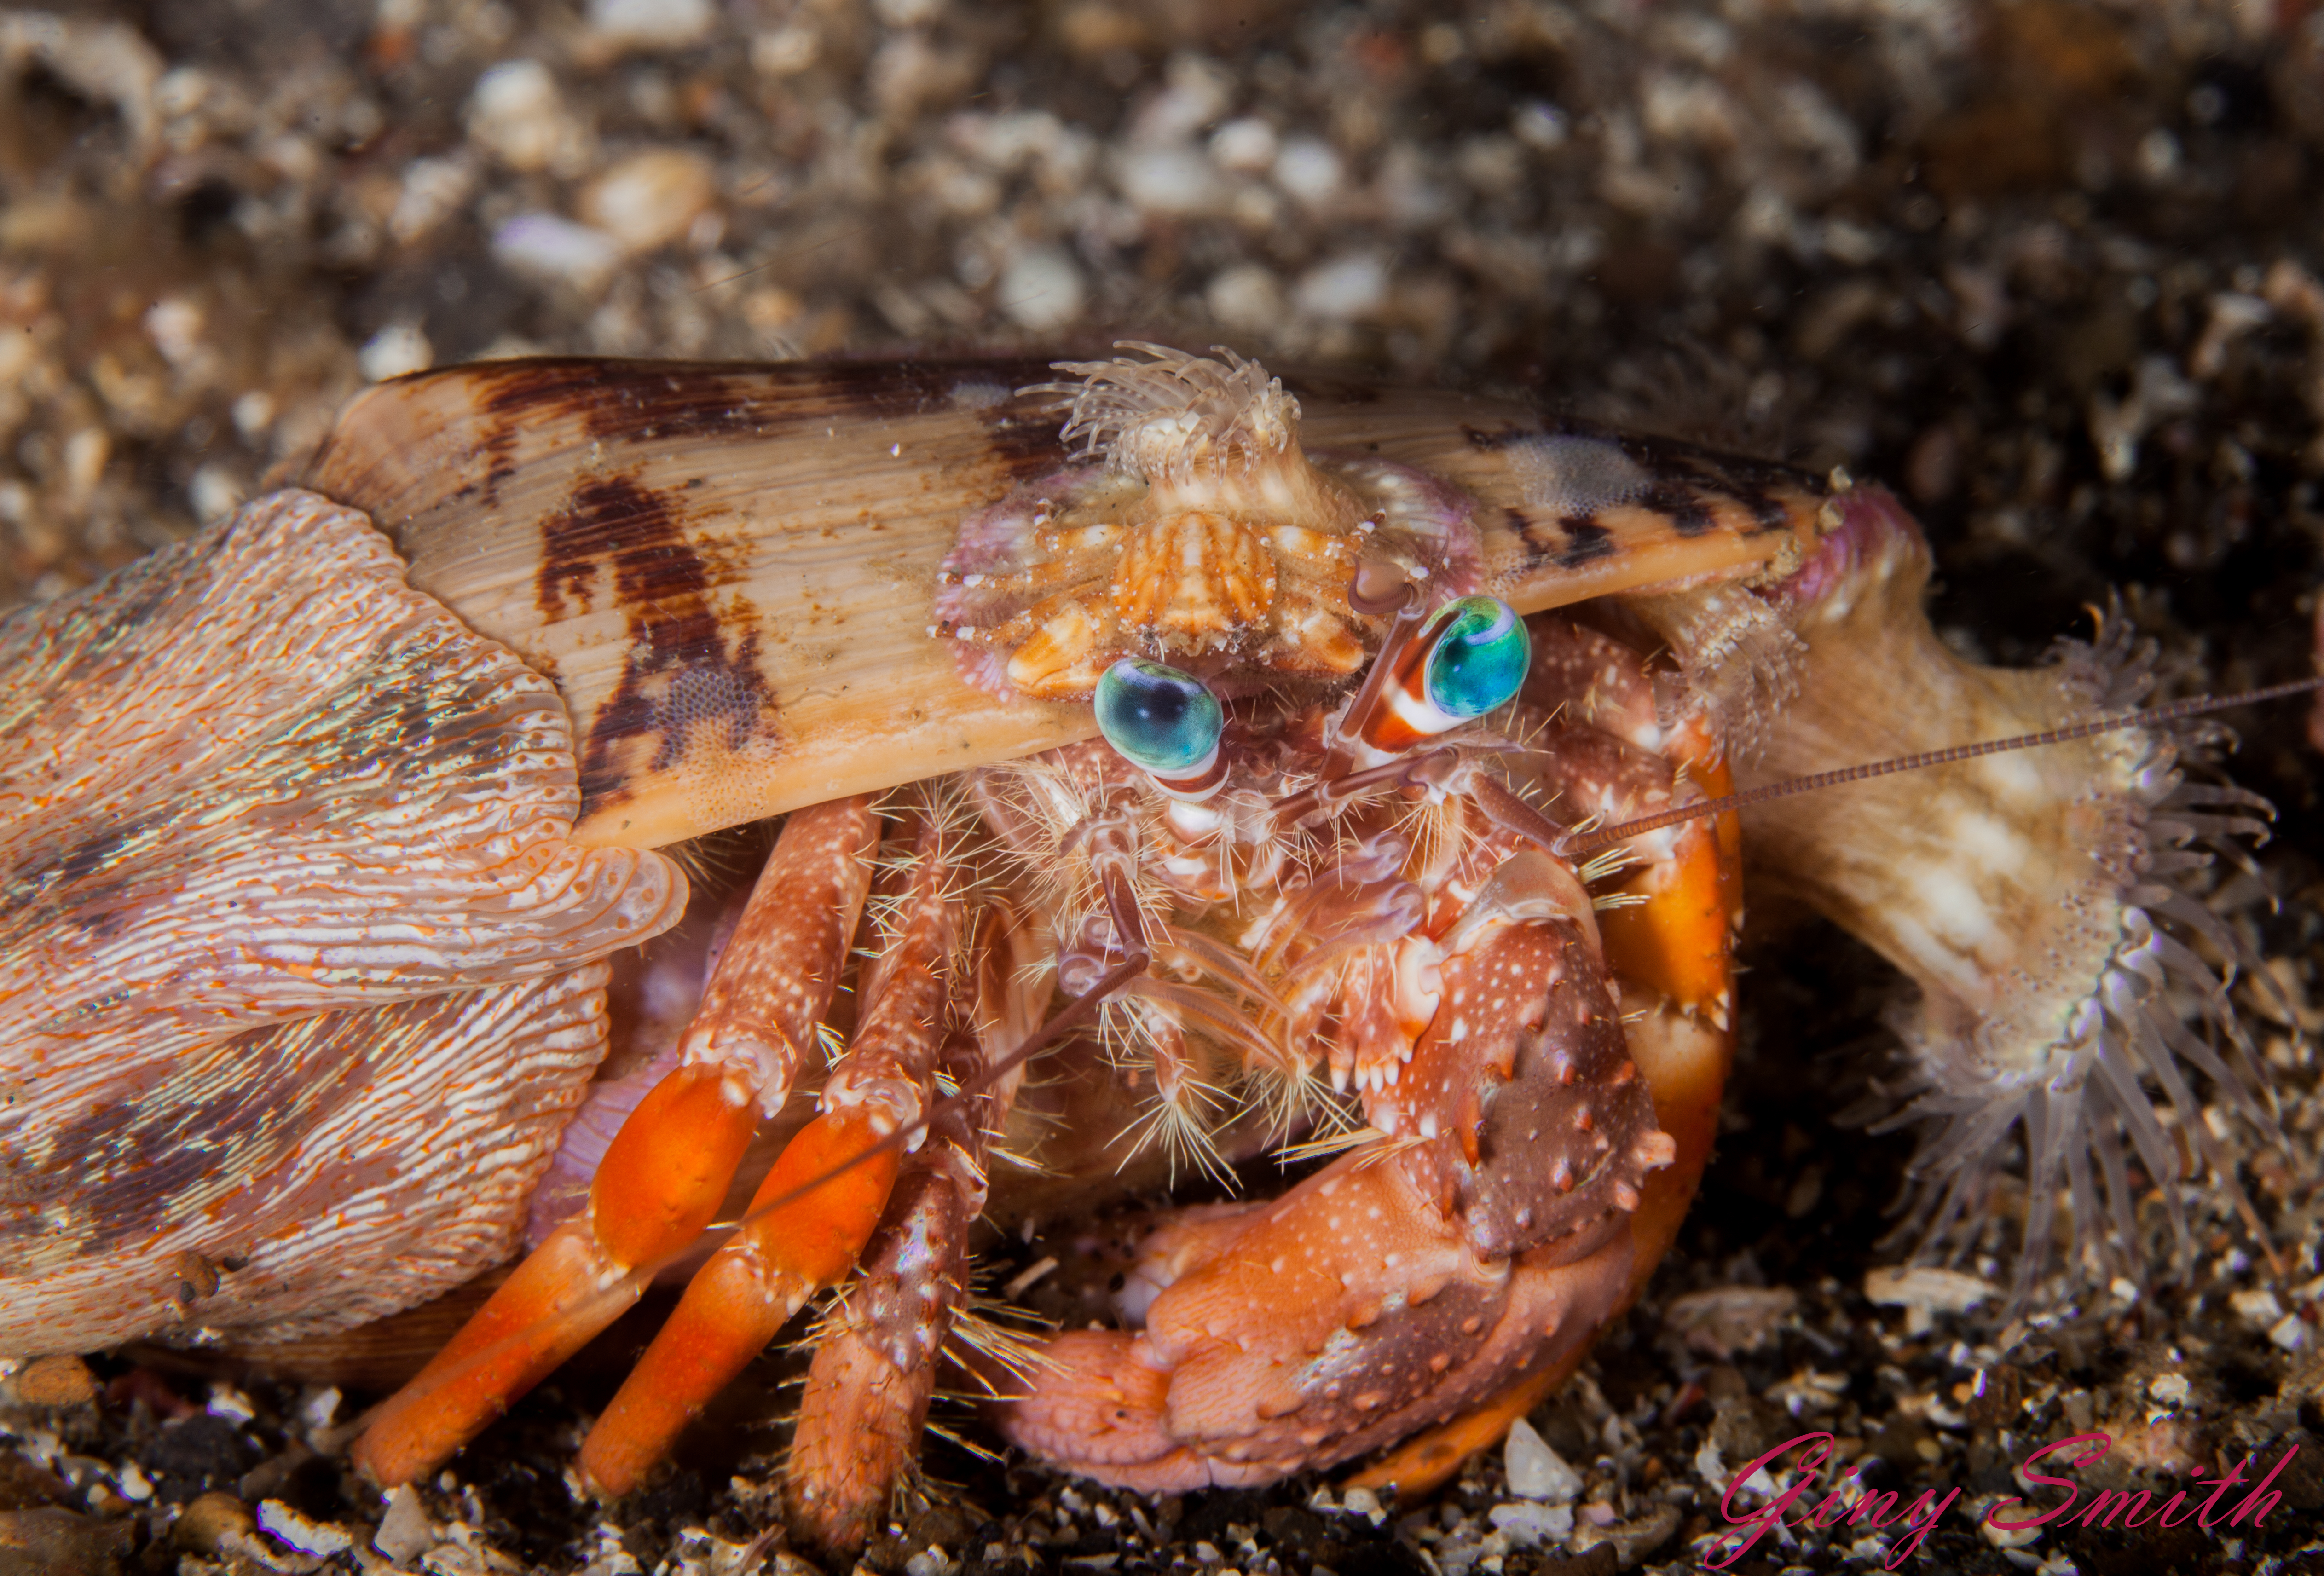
1731;484;2285;1301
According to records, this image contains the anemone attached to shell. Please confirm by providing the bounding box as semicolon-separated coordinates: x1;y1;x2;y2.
1711;483;2283;1304
1038;341;1300;484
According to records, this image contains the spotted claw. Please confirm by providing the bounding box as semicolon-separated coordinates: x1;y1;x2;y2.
995;914;1673;1491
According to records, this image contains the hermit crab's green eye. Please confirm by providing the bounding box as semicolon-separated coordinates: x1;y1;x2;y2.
1423;596;1529;720
1095;658;1224;777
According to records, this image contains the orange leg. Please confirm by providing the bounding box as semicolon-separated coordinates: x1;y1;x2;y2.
1595;728;1739;1024
785;1028;1009;1553
578;813;963;1496
350;797;880;1487
1344;1347;1588;1501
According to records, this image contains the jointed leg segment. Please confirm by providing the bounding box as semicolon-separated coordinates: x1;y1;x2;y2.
351;796;882;1488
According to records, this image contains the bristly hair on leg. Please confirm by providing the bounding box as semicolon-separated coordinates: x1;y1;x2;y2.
661;820;775;895
970;752;1173;949
1621;581;1805;762
1271;1114;1391;1169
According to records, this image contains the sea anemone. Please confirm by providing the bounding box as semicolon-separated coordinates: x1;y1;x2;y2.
1034;341;1300;483
1729;485;2278;1302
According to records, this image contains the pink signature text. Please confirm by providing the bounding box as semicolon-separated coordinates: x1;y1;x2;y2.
1699;1429;2299;1570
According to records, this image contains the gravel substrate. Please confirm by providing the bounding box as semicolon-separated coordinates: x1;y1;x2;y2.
6;1;2324;1573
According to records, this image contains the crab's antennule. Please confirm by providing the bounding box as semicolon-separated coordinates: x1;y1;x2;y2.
1567;674;2324;857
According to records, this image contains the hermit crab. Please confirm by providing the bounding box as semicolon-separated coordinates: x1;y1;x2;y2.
0;344;2302;1550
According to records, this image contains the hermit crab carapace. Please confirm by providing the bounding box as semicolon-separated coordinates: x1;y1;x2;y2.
0;344;2297;1551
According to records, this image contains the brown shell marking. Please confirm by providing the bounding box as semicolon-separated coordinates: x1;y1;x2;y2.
308;358;1086;851
309;355;1827;851
1291;375;1830;596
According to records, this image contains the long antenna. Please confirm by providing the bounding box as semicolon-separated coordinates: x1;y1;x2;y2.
1565;675;2324;858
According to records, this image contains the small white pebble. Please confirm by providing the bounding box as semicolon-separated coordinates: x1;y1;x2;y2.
143;297;204;369
189;464;244;522
581;148;717;253
1293;252;1387;320
466;60;571;173
373;1483;434;1564
2138;127;2181;183
584;0;714;51
1486;1501;1573;1547
1206;264;1285;335
205;1385;257;1424
257;1500;354;1558
2148;1373;2191;1408
358;323;434;383
998;246;1085;331
492;213;622;290
299;1387;341;1432
1209;116;1278;173
1114;144;1223;216
1513;101;1567;149
2231;1287;2285;1325
231;391;274;440
1503;1419;1582;1503
752;24;819;76
389;154;476;244
1982;1505;2042;1549
1272;136;1344;206
1863;1265;1994;1315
